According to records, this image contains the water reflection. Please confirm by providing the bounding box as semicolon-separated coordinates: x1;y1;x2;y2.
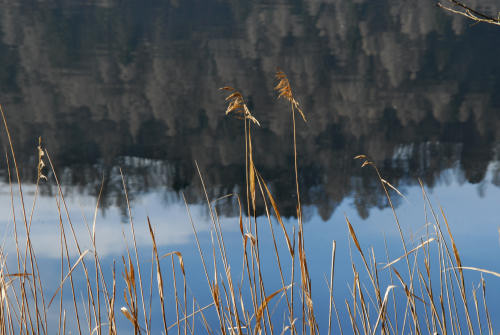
0;0;499;220
3;167;500;332
1;1;500;332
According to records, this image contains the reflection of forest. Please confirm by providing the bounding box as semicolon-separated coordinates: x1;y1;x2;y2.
0;0;499;220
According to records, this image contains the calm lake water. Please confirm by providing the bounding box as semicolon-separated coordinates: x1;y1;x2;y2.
1;0;500;333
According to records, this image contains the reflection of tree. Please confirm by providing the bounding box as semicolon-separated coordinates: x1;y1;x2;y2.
0;0;499;220
15;111;493;222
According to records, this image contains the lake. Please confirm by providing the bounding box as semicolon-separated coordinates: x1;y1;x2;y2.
0;0;499;333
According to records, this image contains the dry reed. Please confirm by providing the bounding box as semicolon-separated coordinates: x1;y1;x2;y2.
0;70;495;335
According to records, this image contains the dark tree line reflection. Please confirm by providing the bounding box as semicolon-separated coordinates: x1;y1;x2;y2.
0;0;499;220
5;113;499;221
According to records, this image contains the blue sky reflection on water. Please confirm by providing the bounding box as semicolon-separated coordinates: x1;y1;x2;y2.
2;164;500;332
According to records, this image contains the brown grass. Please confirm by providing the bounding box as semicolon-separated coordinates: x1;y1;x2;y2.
0;72;495;334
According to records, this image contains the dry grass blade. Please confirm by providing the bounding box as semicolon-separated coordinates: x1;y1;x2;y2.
297;229;317;334
120;307;136;326
344;299;358;335
391;268;426;305
380;179;409;202
354;155;373;168
120;168;150;334
328;240;336;335
168;302;215;331
346;217;362;255
147;217;168;334
243;233;256;246
383;238;435;269
161;251;185;275
125;256;135;296
481;276;493;335
371;285;396;335
453;267;500;279
122;252;142;335
49;249;91;307
441;208;462;270
254;285;291;335
440;207;474;332
108;261;117;335
471;285;482;335
249;143;256;212
4;273;31;278
256;172;293;255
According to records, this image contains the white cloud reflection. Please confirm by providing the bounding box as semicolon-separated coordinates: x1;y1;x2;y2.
1;163;500;264
0;183;239;259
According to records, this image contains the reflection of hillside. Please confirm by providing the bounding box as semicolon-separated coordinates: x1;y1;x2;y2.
22;114;497;221
0;0;499;219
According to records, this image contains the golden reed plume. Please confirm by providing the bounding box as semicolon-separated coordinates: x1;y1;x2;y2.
274;70;306;122
220;86;260;126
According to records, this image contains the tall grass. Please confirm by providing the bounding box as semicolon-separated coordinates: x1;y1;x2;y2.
0;72;497;334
